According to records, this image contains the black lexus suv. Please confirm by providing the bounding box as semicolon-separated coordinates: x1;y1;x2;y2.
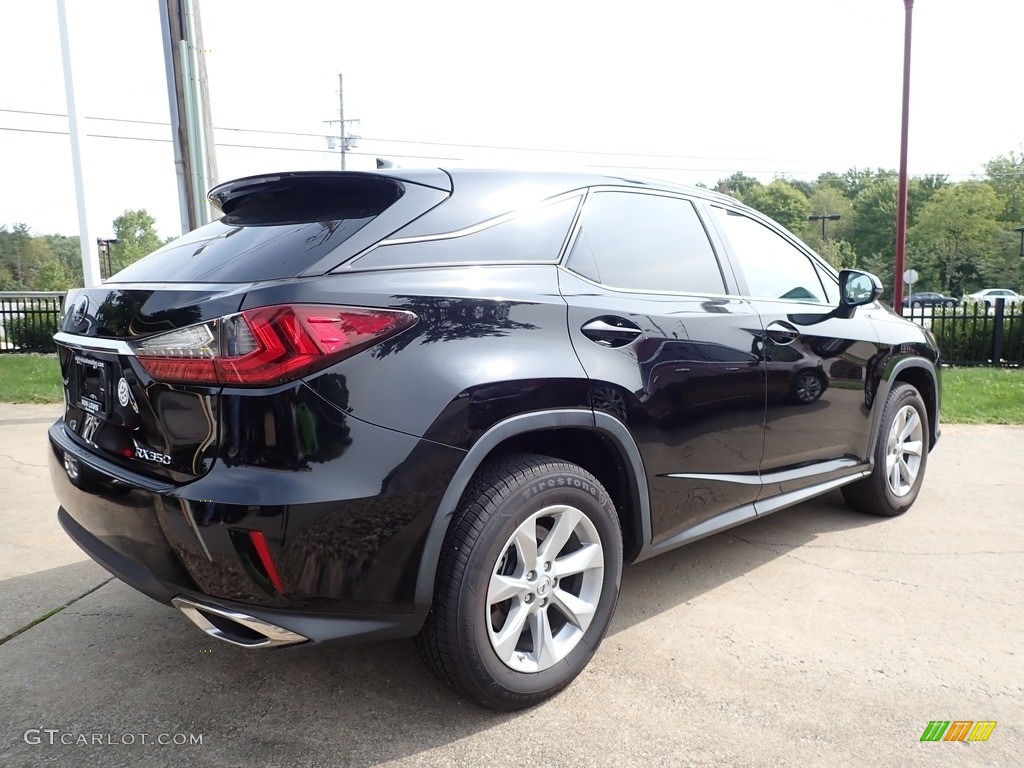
49;169;940;710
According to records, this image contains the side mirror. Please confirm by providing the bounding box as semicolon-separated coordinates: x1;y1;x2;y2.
788;269;884;326
839;270;883;309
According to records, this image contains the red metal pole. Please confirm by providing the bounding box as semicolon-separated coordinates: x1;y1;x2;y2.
894;0;914;314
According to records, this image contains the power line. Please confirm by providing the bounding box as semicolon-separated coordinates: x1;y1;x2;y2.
0;125;463;160
1;115;1020;178
0;108;170;127
0;107;963;168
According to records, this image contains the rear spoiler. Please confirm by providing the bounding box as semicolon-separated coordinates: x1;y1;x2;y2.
207;170;452;215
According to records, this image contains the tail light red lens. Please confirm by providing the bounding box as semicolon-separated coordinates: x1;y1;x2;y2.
133;304;416;386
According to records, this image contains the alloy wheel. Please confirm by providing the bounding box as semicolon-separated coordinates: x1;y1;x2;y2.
885;404;924;497
486;504;605;673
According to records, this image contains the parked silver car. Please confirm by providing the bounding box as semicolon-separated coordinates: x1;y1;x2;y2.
964;288;1022;308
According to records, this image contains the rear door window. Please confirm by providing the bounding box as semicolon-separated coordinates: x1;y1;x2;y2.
565;191;726;294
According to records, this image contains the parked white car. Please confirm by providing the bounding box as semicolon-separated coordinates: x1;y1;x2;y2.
964;288;1022;308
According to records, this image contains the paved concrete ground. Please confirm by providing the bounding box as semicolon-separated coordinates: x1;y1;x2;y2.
1;403;1021;767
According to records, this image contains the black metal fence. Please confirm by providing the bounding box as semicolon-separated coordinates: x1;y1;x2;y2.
0;290;1020;367
0;292;66;354
903;299;1023;367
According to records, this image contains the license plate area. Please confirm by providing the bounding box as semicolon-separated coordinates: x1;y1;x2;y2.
74;354;112;417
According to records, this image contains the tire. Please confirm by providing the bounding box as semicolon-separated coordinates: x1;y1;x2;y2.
911;301;922;309
842;382;929;516
417;453;623;710
943;300;956;309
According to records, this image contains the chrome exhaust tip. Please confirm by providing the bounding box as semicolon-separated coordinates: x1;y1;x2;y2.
171;597;308;648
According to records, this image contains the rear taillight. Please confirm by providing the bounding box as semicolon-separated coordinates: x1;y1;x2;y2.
132;304;416;386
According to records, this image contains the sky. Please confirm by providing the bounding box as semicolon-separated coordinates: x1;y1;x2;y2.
1;0;1022;241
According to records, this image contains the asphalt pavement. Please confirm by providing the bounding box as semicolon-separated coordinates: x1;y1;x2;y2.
1;403;1021;767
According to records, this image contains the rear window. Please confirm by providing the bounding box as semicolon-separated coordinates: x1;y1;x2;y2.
108;176;404;283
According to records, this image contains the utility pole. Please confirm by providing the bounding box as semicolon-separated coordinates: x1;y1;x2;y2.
159;0;218;233
325;74;358;170
339;73;346;170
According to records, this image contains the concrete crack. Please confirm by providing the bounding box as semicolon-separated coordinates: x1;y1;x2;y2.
0;577;114;647
0;452;47;469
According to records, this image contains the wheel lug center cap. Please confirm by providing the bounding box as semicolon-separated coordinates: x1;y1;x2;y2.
536;577;551;597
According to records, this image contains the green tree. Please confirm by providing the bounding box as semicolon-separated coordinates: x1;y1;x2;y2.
985;149;1024;224
742;180;811;233
801;186;855;252
110;209;162;274
20;236;55;290
778;176;815;199
0;223;33;288
908;182;1004;295
45;234;83;287
849;177;899;267
34;258;75;291
914;174;949;208
817;168;894;201
818;239;859;271
714;172;762;201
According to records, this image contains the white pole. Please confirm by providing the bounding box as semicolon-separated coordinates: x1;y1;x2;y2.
182;0;211;225
56;0;102;288
158;0;190;236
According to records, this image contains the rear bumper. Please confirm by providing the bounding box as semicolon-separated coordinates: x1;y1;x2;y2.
57;505;426;645
48;415;465;645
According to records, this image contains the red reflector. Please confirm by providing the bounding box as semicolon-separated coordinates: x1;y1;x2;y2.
136;357;219;385
248;531;285;593
134;304;416;386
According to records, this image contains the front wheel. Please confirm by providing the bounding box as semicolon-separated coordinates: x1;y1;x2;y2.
842;382;929;516
417;454;623;710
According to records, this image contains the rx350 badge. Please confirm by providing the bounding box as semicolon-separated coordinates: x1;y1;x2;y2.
133;440;171;465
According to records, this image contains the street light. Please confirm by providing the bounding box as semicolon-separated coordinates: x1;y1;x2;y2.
96;238;119;280
808;213;841;240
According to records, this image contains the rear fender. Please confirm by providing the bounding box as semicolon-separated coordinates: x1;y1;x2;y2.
413;409;651;608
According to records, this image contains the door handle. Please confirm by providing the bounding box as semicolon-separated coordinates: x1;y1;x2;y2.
765;320;800;346
581;317;642;348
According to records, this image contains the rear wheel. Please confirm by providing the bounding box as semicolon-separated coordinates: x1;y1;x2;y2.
417;453;622;710
842;382;929;516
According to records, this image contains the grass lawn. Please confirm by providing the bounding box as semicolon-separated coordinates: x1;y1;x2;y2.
941;367;1024;425
0;354;63;404
1;355;1022;424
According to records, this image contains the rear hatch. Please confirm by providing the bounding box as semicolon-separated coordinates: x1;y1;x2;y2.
55;171;450;482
